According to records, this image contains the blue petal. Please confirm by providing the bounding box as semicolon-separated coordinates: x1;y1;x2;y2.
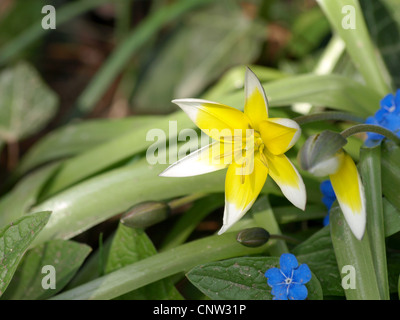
322;195;335;210
293;264;312;284
364;138;382;148
380;93;395;110
264;268;285;287
323;213;330;226
288;284;308;300
395;90;400;113
279;253;298;277
320;180;335;198
271;284;288;300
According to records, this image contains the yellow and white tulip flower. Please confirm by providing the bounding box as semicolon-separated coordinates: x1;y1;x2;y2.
160;67;306;234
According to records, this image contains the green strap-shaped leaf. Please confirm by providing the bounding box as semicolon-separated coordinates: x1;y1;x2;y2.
329;204;381;300
359;146;390;299
186;256;323;300
0;211;51;296
105;224;182;300
381;140;400;211
1;239;91;300
50;232;271;300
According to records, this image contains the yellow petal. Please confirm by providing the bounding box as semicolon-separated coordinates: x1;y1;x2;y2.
266;152;306;210
329;153;366;240
259;118;301;155
159;141;239;177
218;155;268;234
244;67;269;131
172;98;250;142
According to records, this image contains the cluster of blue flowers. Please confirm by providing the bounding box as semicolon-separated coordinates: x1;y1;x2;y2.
264;253;311;300
365;89;400;147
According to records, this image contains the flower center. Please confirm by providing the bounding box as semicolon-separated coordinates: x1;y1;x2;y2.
285;278;292;285
254;134;268;167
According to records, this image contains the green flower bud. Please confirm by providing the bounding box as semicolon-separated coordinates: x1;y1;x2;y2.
298;130;347;176
236;227;270;247
120;201;171;228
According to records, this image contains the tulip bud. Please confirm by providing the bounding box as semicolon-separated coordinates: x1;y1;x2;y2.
298;130;347;176
120;201;171;228
236;227;270;247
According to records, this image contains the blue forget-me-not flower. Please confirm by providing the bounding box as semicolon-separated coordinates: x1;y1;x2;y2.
264;253;312;300
365;90;400;147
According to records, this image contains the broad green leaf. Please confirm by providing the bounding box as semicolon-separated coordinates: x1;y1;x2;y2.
359;146;389;299
0;211;51;296
317;0;392;95
330;203;381;300
105;224;182;300
51;232;271;300
186;256;323;300
2;239;91;300
360;0;400;88
0;163;60;228
17;115;161;176
0;62;58;143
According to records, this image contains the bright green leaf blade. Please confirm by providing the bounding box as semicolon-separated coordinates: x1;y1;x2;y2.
105;224;182;300
0;61;58;142
0;211;51;296
317;0;392;95
187;256;323;300
50;232;271;300
16;115;161;177
0;163;60;228
359;146;390;300
1;239;91;300
293;227;344;297
329;204;381;300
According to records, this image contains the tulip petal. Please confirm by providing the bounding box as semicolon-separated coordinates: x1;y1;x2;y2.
329;153;366;240
244;67;269;131
266;152;306;210
159;141;239;177
259;118;301;155
218;156;268;234
172;98;250;142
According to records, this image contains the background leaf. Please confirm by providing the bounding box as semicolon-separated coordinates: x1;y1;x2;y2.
104;224;182;300
2;239;91;300
0;61;58;143
0;211;51;296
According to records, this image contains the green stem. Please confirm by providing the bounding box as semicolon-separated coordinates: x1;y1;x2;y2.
50;232;270;300
340;124;400;145
168;193;207;210
294;112;364;125
251;196;288;256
